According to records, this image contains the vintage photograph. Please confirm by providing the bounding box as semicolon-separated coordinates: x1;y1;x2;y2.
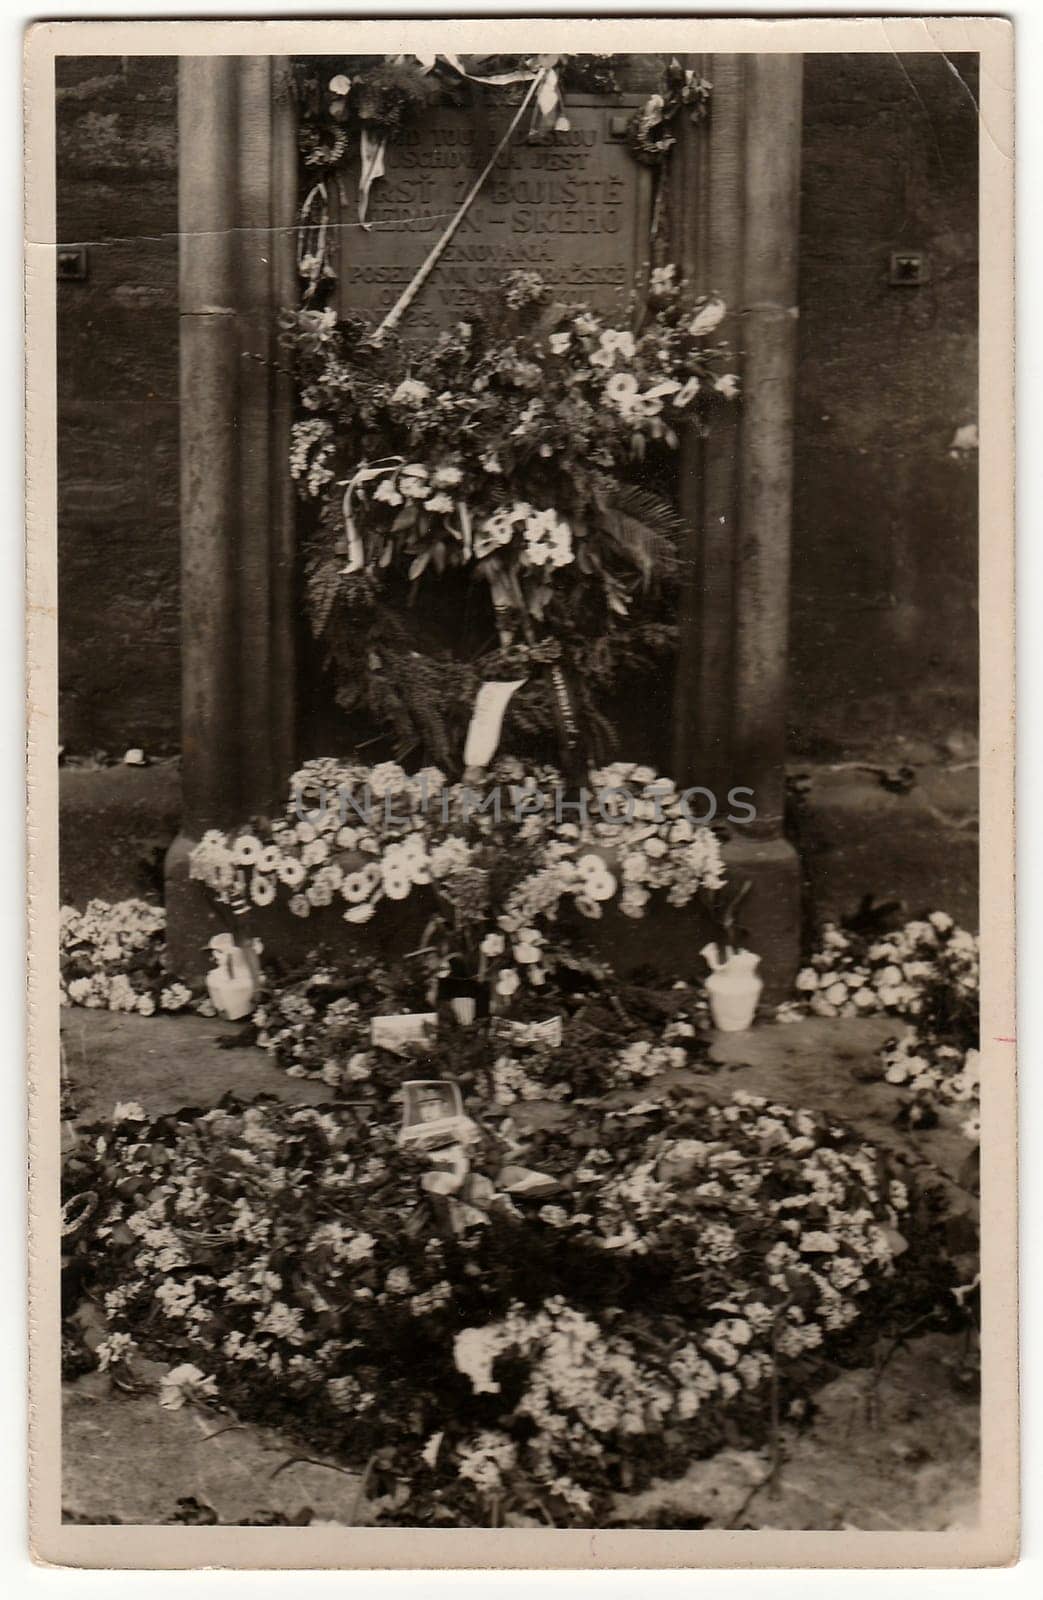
28;18;1015;1567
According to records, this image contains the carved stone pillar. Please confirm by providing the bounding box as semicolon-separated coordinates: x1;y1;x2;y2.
165;56;298;974
673;54;804;996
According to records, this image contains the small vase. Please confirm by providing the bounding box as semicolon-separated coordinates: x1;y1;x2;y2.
206;965;257;1021
205;938;259;1021
437;972;489;1025
702;945;763;1032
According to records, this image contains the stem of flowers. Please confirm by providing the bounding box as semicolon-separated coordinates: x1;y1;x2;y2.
349;1451;380;1524
768;1310;783;1496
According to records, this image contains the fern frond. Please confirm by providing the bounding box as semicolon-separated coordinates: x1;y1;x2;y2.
306;556;343;637
610;484;686;541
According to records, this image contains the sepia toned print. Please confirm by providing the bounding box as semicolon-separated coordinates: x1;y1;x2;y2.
27;16;1015;1570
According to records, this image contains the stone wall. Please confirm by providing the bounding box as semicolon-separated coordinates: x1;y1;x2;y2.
56;57;180;756
791;52;979;757
55;52;979;762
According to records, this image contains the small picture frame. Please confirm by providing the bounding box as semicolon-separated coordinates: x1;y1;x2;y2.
370;1011;438;1054
491;1014;563;1049
399;1079;467;1146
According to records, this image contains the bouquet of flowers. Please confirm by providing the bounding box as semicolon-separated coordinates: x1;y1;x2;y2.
60;900;193;1017
283;269;737;766
189;757;726;1001
787;914;981;1138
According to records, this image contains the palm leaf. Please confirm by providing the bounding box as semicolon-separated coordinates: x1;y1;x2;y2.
596;484;685;587
611;484;686;541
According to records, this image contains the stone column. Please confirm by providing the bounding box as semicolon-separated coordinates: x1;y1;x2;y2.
732;54;803;836
673;53;803;998
176;55;240;836
672;54;746;803
165;56;298;975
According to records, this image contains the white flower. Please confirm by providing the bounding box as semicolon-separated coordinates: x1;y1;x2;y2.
549;330;572;354
329;75;352;95
496;968;520;998
158;1363;217;1411
715;373;739;398
689;297;726;336
672;376;701;408
96;1332;136;1370
401;474;433;501
453;1327;506;1394
424;492;454;514
799;1231;840;1253
112;1101;147;1122
392;379;430;407
604;370;639;405
373;476;403;506
480;932;505;958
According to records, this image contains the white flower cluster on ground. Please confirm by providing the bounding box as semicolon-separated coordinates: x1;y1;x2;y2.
60;900;193;1016
783;913;980;1140
788;914;976;1020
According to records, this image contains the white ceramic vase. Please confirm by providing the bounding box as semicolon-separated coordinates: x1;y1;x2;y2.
702;945;763;1032
206;937;258;1021
449;995;478;1026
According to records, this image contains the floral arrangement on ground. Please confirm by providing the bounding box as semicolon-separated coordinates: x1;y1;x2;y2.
188;756;727;997
238;947;708;1107
62;1083;969;1528
783;914;981;1140
60;900;194;1017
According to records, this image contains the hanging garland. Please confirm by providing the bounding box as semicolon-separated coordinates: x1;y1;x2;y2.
626;56;712;165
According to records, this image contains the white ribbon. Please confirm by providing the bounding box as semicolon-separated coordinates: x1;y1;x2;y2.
463;679;526;769
409;52;546;89
357;127;388;227
340;456;404;574
297;181;329;299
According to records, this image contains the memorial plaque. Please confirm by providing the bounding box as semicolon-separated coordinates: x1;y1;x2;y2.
332;96;652;338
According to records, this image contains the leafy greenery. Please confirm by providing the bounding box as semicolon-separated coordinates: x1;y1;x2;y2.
284;271;736;770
